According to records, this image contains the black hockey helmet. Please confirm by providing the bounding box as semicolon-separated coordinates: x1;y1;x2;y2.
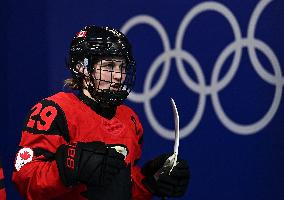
68;25;136;106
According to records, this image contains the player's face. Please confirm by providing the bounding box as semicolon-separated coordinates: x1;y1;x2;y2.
93;58;127;91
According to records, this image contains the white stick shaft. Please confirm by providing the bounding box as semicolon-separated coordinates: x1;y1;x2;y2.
171;98;180;156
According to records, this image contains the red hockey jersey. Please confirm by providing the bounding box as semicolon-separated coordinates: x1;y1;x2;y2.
0;159;6;200
12;92;152;200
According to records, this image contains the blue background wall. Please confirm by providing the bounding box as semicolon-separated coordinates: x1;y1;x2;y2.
1;0;284;199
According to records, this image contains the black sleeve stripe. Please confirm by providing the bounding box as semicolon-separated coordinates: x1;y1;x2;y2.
18;146;55;161
23;99;70;142
34;147;55;160
0;179;4;190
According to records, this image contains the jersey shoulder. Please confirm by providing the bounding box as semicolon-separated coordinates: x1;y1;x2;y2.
47;92;85;114
46;92;77;105
23;92;70;142
118;104;139;117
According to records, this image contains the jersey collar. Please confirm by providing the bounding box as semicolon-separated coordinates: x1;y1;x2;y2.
77;92;117;120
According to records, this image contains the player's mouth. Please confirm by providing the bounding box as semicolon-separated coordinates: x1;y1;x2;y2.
110;83;121;90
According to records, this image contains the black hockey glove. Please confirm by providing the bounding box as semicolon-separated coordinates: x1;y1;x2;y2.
81;165;132;200
55;142;126;187
141;154;190;197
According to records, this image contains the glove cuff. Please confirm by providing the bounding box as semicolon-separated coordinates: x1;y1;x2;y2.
55;143;81;186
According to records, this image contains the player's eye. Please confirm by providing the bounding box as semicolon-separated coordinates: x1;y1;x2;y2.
102;63;115;70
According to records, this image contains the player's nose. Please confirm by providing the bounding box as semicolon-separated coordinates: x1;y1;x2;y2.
113;66;122;80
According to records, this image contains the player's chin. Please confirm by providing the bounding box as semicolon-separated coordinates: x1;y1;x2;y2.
108;85;121;91
110;88;119;91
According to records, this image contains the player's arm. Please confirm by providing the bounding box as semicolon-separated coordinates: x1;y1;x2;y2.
12;99;126;199
12;99;72;199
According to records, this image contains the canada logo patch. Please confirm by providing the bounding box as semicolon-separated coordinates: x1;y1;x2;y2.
15;148;34;171
76;30;87;38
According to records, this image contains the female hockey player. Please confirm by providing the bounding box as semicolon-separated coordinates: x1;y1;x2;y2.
12;25;190;200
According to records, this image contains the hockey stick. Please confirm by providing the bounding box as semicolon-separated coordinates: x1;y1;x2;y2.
155;98;180;200
170;97;180;171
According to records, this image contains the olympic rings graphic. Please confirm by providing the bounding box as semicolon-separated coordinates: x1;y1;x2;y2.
120;0;283;139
